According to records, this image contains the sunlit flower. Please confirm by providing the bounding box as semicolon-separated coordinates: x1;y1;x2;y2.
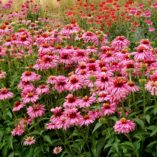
24;136;36;146
113;118;136;134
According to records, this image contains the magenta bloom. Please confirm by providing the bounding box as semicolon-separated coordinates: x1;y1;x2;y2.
100;102;116;116
11;125;24;136
22;87;39;104
52;75;68;93
133;44;155;62
33;55;57;71
13;101;25;112
27;104;45;119
111;36;130;51
113;118;136;134
79;113;95;126
18;80;34;90
66;75;82;91
63;108;82;126
21;71;41;82
95;72;112;90
110;77;129;101
145;72;157;95
63;94;79;108
82;31;98;45
59;49;74;65
36;84;49;95
78;96;96;108
126;81;140;93
24;136;36;146
0;88;14;100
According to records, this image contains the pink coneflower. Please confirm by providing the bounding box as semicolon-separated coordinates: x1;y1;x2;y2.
113;118;136;134
133;44;155;62
18;80;34;90
145;80;157;95
0;70;6;79
86;62;98;74
151;3;157;8
24;136;36;146
45;122;56;130
111;36;130;51
82;31;98;45
52;75;68;93
21;87;39;104
11;125;24;136
79;113;95;126
51;106;62;117
59;23;80;37
78;95;96;108
140;39;151;47
99;46;115;63
46;75;56;84
95;72;112;90
63;94;79;108
59;49;74;65
142;10;151;17
27;104;45;119
64;108;82;126
36;84;49;95
0;88;14;100
21;71;41;82
110;77;129;101
100;102;116;116
53;146;63;154
19;117;32;127
97;91;110;102
74;49;88;61
145;20;153;26
66;74;82;91
12;101;25;112
33;55;57;71
148;27;155;32
126;81;140;93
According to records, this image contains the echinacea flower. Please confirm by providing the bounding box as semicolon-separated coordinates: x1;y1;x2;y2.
63;94;79;108
66;75;82;91
100;102;116;116
111;36;130;51
12;101;25;112
53;146;63;154
0;88;14;100
11;125;24;136
52;75;68;92
21;87;39;104
36;84;49;95
113;118;136;134
78;95;96;108
27;104;45;119
24;136;36;146
21;71;41;82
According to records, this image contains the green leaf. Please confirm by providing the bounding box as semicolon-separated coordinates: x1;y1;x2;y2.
8;152;14;157
146;141;157;149
92;122;103;133
43;135;52;144
134;118;145;129
145;115;150;124
147;125;157;136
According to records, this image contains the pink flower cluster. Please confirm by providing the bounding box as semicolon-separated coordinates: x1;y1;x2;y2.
0;22;153;138
129;3;156;32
